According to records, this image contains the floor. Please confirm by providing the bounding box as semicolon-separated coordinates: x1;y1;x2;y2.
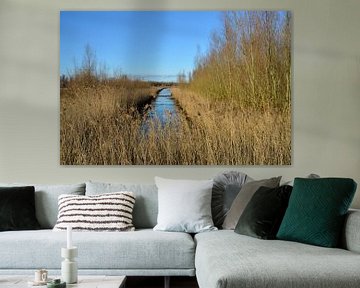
126;276;199;288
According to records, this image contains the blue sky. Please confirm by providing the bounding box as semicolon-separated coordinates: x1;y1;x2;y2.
60;11;222;82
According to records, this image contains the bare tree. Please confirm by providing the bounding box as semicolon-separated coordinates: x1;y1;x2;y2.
82;44;97;78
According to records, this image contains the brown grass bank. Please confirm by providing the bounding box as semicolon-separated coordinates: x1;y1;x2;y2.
61;83;290;165
60;80;154;165
171;87;291;165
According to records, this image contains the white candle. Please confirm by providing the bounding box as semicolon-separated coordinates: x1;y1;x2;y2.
67;225;72;249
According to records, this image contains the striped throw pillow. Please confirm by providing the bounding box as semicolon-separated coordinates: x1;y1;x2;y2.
53;192;136;231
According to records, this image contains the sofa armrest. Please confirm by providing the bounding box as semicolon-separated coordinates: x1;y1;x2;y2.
342;209;360;253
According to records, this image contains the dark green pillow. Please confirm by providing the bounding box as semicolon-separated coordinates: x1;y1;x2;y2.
277;178;357;247
0;186;41;231
235;185;292;239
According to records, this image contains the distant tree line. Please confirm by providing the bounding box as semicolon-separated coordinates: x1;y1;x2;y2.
60;44;178;89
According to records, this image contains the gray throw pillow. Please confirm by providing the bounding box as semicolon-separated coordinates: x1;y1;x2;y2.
153;177;217;233
222;176;281;230
212;171;252;228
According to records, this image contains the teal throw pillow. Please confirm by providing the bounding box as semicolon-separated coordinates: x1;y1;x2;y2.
277;178;357;247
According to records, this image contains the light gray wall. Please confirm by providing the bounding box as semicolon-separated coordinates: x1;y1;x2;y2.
0;0;359;208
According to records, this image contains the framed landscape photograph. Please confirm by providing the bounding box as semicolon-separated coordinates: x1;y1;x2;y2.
60;11;291;165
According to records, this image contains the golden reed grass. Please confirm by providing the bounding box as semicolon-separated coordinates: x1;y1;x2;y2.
60;81;290;165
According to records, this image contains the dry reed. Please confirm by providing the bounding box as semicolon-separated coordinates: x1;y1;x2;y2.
61;84;290;165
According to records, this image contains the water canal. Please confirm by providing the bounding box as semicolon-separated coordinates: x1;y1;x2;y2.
142;88;179;132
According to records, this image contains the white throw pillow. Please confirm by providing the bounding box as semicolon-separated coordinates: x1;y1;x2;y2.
153;177;217;233
53;192;135;232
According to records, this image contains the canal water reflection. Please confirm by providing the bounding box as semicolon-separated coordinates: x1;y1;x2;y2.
141;88;179;133
147;88;177;125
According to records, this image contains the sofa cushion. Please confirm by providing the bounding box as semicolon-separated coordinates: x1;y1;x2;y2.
222;177;281;229
86;182;158;229
234;185;292;239
0;186;40;231
53;192;136;232
195;230;360;288
0;229;195;272
212;171;251;228
0;183;86;229
277;178;357;247
153;177;216;233
342;209;360;253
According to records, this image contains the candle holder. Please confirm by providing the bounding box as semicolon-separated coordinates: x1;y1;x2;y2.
61;247;78;284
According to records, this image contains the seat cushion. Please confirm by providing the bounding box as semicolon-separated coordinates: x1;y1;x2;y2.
0;229;195;271
195;230;360;288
